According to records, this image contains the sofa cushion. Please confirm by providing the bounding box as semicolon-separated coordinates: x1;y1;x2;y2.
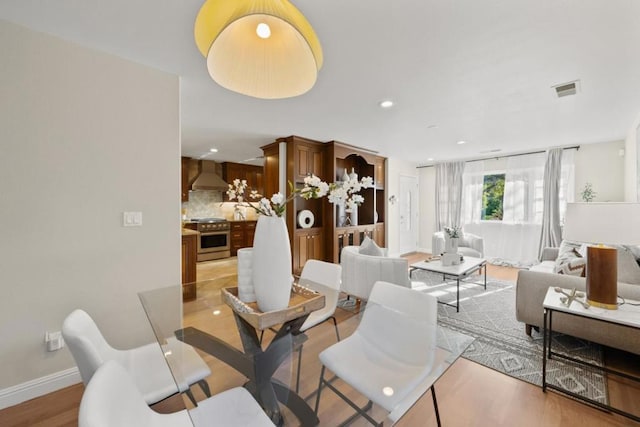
530;260;555;274
615;246;640;285
554;241;585;277
359;236;384;257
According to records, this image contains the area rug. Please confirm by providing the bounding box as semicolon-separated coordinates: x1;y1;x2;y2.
407;271;609;404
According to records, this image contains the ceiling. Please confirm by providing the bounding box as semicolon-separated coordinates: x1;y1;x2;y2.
2;0;639;166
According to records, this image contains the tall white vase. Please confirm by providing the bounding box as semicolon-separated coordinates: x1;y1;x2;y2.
251;215;293;312
444;235;459;254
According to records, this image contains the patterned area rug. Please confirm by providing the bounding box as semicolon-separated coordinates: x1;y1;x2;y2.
409;270;609;404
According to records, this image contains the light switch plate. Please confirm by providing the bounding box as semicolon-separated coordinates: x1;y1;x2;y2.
123;211;143;227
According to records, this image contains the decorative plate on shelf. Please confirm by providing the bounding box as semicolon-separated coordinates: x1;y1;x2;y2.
297;210;314;228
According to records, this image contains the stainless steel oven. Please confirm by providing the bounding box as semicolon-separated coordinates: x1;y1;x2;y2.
195;219;231;261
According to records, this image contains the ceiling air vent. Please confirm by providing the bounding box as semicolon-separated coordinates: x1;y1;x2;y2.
552;80;580;98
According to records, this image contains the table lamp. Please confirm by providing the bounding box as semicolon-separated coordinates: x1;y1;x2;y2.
563;202;640;310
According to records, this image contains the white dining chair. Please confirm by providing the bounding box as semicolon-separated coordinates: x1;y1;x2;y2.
78;360;274;427
295;259;342;392
314;281;441;426
62;309;211;406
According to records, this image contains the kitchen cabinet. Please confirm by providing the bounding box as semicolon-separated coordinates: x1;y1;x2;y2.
181;229;198;301
293;228;324;275
222;162;264;200
230;220;257;256
181;157;202;202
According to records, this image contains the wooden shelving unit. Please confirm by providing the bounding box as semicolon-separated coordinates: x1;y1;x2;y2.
262;135;386;274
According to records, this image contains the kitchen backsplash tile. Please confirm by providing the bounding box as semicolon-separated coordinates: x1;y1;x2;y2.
183;190;222;218
183;191;258;220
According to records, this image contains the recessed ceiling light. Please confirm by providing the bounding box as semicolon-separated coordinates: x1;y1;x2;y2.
457;140;467;145
427;157;434;161
209;148;219;153
379;100;394;108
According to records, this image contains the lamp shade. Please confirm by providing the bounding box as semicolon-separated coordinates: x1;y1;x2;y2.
563;203;640;309
194;0;323;99
563;203;640;245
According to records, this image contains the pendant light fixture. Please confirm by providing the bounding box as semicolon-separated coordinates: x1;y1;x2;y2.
194;0;323;99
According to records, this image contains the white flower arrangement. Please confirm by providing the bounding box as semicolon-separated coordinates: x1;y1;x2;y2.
227;174;373;218
444;226;461;239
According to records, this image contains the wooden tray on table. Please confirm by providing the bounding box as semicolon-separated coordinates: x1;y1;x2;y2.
221;283;325;330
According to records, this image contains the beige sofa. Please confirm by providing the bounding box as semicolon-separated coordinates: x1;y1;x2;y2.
515;245;640;355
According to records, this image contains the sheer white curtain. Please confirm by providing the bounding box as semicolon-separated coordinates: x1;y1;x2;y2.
539;148;564;257
461;150;580;266
460;161;484;225
435;161;465;231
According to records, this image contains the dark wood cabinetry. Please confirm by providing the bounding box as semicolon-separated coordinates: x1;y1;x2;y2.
181;157;201;202
294;227;324;275
262;135;386;274
221;162;264;200
230;221;257;256
181;231;198;301
294;142;324;182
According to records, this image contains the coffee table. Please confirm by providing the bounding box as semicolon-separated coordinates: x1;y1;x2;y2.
410;256;487;312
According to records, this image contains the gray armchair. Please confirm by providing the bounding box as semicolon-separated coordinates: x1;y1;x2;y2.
432;231;484;258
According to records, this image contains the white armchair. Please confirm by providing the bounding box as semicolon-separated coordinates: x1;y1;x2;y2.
341;246;423;300
432;231;484;258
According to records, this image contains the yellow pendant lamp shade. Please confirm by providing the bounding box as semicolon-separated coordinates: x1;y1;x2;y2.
194;0;323;99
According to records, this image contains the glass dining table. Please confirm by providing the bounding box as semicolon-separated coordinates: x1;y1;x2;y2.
138;278;474;427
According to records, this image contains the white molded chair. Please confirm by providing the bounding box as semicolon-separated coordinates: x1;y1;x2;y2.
432;231;484;258
299;259;343;338
295;260;342;392
78;360;274;427
62;309;211;406
315;281;441;426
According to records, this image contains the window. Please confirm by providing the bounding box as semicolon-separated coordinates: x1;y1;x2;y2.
482;174;505;220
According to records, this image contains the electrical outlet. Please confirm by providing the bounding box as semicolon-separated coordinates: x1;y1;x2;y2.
45;331;64;352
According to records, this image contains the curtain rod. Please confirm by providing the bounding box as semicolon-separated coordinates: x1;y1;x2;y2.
416;145;580;169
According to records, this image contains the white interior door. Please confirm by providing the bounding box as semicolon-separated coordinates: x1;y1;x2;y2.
398;175;418;255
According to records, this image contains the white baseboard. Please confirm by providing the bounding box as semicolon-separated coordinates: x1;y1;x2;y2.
0;367;81;410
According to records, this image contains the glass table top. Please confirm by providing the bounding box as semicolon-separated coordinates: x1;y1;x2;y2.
138;279;474;426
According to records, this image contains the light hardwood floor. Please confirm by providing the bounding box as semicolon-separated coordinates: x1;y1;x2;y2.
1;253;638;426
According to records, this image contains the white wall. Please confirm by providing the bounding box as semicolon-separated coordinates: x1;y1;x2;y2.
418;167;436;253
624;112;640;202
386;158;420;256
574;140;626;202
0;21;180;399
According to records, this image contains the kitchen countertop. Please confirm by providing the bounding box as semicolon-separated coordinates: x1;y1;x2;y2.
181;228;199;236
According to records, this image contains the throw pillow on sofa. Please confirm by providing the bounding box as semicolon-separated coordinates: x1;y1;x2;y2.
554;241;586;277
359;236;384;257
